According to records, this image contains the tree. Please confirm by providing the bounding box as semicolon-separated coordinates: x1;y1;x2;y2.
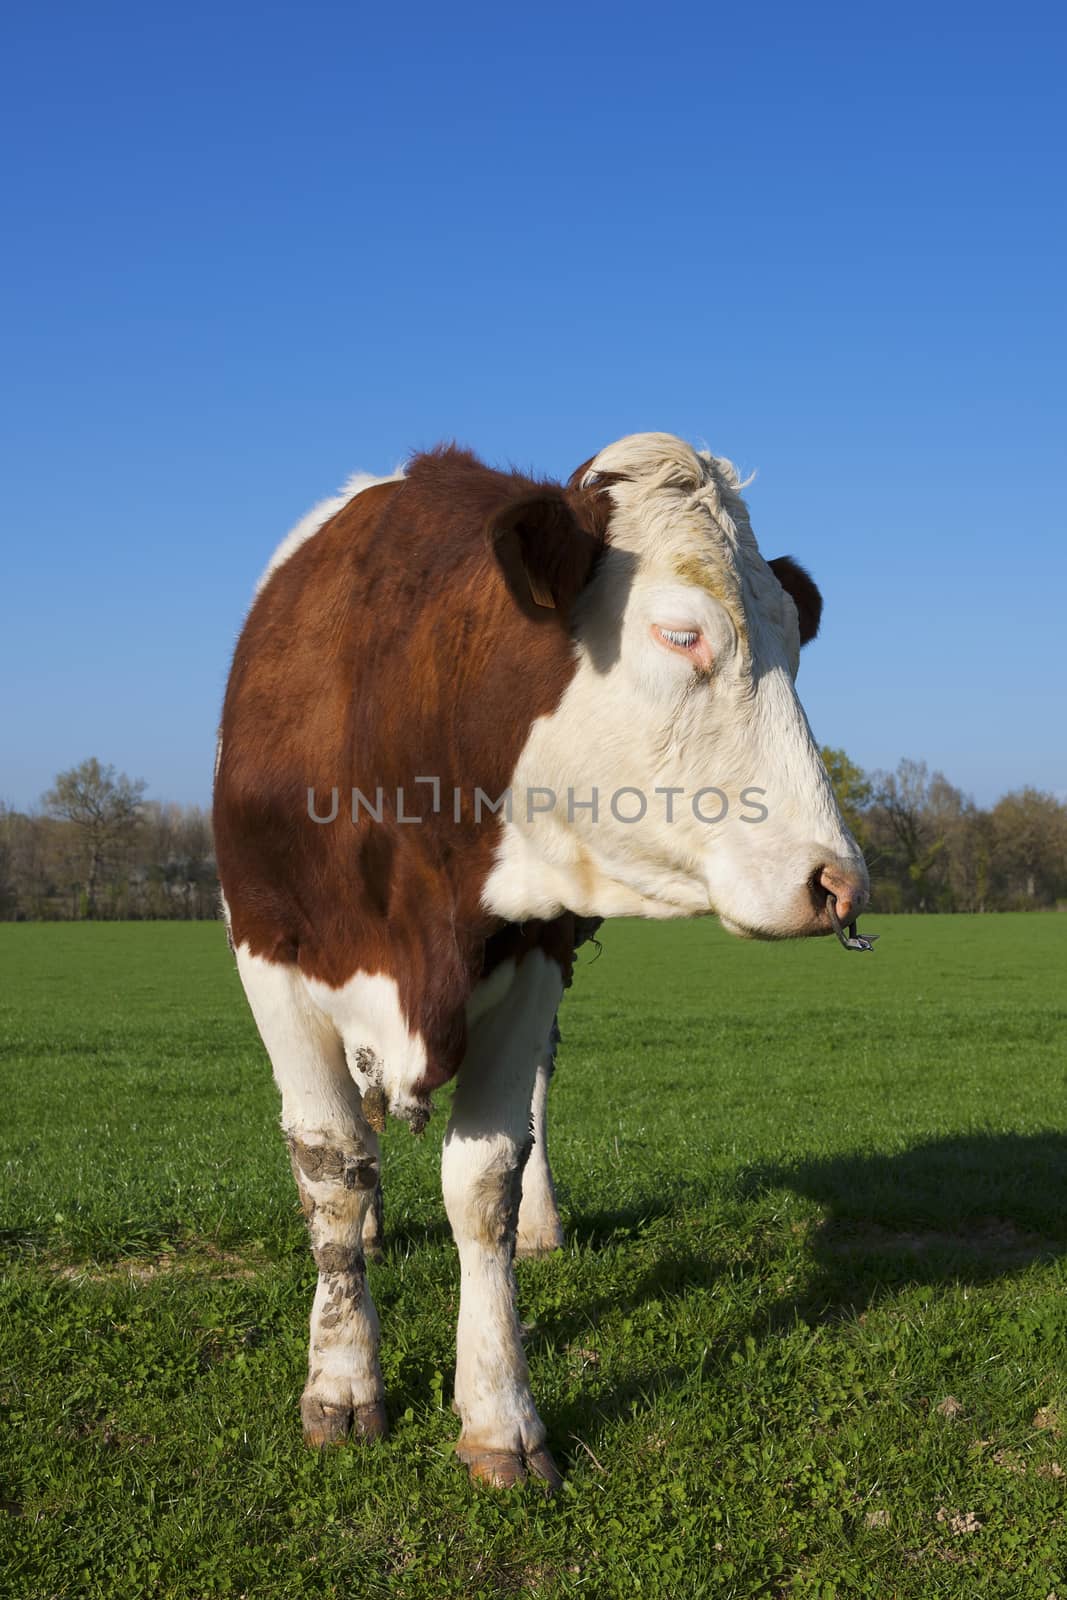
820;747;872;845
990;788;1067;906
4;809;55;920
866;759;953;911
43;759;146;918
0;803;15;918
137;800;216;917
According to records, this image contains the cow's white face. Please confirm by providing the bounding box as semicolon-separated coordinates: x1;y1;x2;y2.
483;432;868;938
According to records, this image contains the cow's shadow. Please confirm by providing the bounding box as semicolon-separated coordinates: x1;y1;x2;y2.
538;1131;1067;1442
736;1130;1067;1317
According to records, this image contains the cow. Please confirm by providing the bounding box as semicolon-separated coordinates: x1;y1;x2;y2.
213;432;868;1491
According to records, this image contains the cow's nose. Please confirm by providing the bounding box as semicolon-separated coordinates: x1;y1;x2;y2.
816;863;868;922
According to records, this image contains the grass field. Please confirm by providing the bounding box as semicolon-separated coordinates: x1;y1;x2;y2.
2;915;1066;1598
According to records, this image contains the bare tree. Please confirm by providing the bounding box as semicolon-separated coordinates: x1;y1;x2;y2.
7;810;53;919
43;758;146;919
867;759;952;910
0;803;15;918
136;800;216;917
991;788;1067;905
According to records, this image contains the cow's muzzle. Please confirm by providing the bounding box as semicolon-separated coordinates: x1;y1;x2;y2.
815;863;867;922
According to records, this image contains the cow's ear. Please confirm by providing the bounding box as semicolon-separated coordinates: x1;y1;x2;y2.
488;491;602;617
769;556;823;646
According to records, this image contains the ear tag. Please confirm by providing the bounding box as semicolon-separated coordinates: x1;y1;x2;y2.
524;565;556;609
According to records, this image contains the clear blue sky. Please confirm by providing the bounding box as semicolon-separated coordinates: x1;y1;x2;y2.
3;1;1065;811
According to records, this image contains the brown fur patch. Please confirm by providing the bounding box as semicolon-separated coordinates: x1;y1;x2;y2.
215;449;605;1098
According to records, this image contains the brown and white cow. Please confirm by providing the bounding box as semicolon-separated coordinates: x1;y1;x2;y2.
213;432;867;1490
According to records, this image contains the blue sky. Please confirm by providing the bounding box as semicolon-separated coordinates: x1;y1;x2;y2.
2;1;1064;810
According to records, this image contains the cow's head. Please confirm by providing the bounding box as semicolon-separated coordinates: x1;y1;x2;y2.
485;431;868;939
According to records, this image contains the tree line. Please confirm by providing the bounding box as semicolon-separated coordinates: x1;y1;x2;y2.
1;753;1064;921
823;750;1066;913
0;760;215;921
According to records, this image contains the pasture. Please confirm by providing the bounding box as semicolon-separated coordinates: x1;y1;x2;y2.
1;915;1066;1598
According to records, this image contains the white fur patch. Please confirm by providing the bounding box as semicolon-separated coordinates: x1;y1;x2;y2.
303;968;430;1126
234;945;361;1134
485;431;866;937
233;943;430;1128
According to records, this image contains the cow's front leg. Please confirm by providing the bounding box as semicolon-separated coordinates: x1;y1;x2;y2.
515;1019;565;1258
235;949;386;1448
442;951;565;1490
288;1125;386;1445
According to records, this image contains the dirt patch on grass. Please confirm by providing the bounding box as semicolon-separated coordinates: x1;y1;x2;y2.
52;1239;268;1283
62;1415;158;1451
817;1215;1057;1267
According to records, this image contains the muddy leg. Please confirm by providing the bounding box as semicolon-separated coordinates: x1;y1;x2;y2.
287;1131;385;1444
235;948;386;1446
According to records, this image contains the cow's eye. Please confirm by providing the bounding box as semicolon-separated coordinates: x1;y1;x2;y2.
651;624;714;670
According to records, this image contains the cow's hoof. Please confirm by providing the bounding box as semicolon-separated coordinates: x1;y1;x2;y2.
455;1441;563;1494
514;1230;564;1260
301;1395;388;1447
301;1396;351;1447
353;1400;389;1439
525;1445;564;1493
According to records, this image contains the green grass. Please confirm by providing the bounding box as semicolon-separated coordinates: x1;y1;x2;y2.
2;915;1066;1598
